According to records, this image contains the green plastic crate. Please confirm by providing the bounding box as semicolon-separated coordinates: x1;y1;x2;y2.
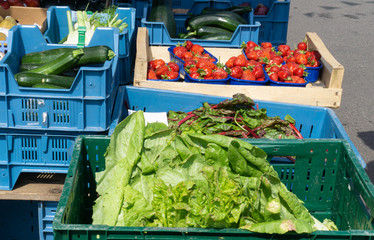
53;136;374;239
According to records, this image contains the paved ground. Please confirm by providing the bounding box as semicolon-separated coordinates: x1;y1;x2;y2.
286;1;374;180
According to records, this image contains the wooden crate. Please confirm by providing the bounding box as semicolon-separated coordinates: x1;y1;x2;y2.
134;28;344;108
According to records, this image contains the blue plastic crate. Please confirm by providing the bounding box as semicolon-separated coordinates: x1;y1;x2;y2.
114;0;150;29
38;201;58;240
121;86;365;167
0;200;58;240
305;61;323;83
0;85;127;191
229;76;268;85
194;0;290;45
43;6;136;85
184;72;230;84
0;200;40;240
0;25;120;132
141;3;260;47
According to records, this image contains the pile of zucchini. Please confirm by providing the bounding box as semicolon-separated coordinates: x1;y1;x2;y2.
179;6;252;40
15;45;115;89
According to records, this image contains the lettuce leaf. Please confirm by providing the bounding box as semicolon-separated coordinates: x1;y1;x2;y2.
92;111;337;234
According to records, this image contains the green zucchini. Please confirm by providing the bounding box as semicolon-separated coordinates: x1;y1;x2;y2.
201;6;252;15
210;11;248;24
21;48;74;65
19;63;41;72
32;83;68;89
21;45;115;67
76;45;115;66
28;49;84;75
19;64;79;77
148;0;177;38
201;32;233;40
195;26;233;37
15;72;75;88
186;13;242;32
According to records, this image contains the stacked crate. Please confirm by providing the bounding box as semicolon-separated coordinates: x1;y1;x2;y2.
0;18;129;239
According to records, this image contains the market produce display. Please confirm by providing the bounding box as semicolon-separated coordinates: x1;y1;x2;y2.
242;40;322;85
225;54;266;82
168;93;301;139
59;6;128;45
184;58;228;81
171;41;216;63
92;110;337;234
147;59;180;81
179;6;251;40
15;45;115;89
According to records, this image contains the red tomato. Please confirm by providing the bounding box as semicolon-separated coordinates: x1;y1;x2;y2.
173;46;188;58
241;69;256;80
184;40;193;51
213;68;228;79
278;70;290;81
184;59;196;68
297;41;308;51
190;72;201;79
246;41;258;49
233;54;247;67
260;42;272;49
151;59;166;69
225;56;236;68
155;65;169;78
147;69;158;80
167;62;179;72
277;44;291;57
246;50;259;61
190;44;204;55
293;67;304;77
269;72;278;81
163;71;179;80
252;65;264;79
296;54;308;65
199;66;213;78
182;51;194;61
230;66;244;79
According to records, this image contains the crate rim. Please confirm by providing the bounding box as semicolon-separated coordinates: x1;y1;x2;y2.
53;136;374;236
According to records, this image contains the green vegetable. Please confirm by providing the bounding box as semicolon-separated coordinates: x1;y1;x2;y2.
92;111;337;234
21;48;73;65
201;6;252;15
75;45;115;66
31;83;68;89
195;26;233;37
148;0;177;38
15;72;75;89
19;63;41;72
210;11;249;24
201;32;233;40
62;7;128;45
186;12;243;32
21;46;115;67
28;49;84;75
168;94;299;139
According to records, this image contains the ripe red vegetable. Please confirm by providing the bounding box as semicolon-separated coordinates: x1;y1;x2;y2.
254;4;269;15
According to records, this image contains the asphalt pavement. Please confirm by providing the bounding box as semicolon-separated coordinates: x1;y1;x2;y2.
286;1;374;180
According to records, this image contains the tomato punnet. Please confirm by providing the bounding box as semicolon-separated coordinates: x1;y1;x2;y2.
147;59;179;80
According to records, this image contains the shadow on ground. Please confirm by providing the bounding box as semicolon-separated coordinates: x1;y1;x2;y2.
365;161;374;183
357;131;374;150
